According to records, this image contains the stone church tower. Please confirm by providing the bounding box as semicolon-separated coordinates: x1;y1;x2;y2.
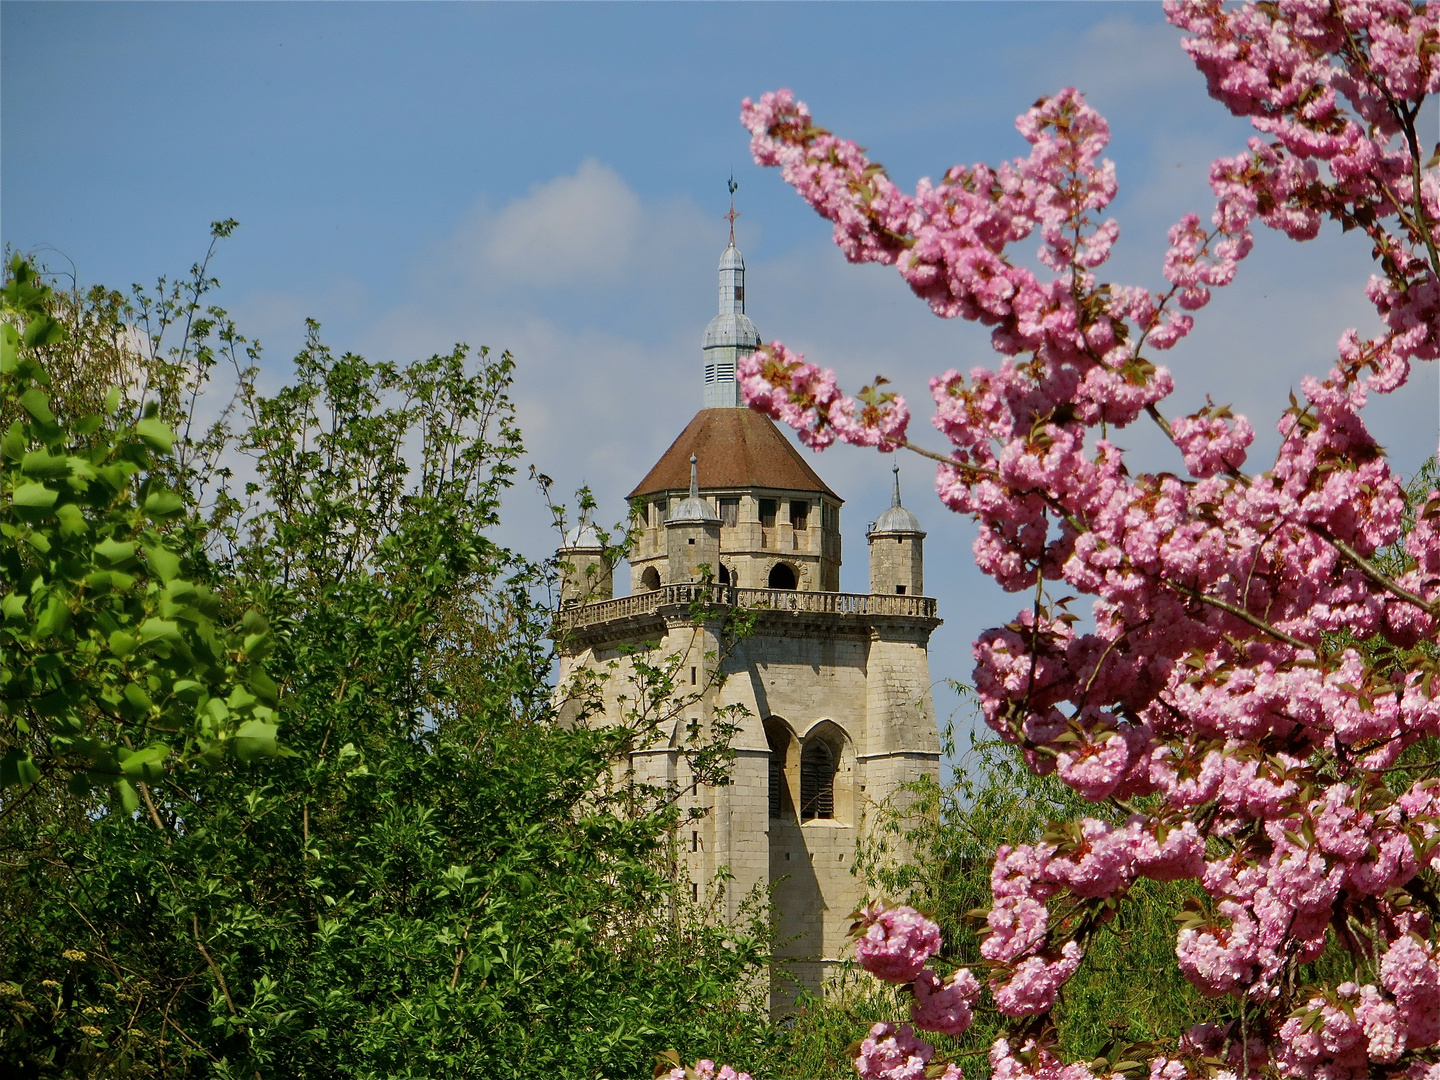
554;234;941;1006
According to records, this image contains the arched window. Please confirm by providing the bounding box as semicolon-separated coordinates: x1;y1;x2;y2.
764;718;792;820
640;566;662;591
768;563;797;590
718;564;732;586
800;739;835;821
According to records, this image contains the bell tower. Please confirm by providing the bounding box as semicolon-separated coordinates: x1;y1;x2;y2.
554;208;942;1012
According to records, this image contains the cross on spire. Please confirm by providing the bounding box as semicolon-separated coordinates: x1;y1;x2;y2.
725;176;740;245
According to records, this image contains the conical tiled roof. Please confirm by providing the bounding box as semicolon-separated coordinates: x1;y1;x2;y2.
628;408;838;500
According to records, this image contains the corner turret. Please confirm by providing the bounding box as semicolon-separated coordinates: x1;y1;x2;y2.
557;518;613;604
868;465;925;596
667;455;722;582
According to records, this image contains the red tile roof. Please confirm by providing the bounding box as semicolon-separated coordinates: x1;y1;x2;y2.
628;408;839;500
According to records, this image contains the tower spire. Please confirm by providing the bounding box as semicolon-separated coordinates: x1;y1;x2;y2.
702;179;761;408
891;463;903;508
689;454;700;499
726;175;740;246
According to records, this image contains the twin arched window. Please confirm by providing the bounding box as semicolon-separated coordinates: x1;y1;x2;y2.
767;719;840;822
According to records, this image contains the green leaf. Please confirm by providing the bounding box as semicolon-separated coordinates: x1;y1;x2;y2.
66;772;91;798
136;618;181;646
119;744;168;781
55;501;87;537
142;543;181;582
134;417;174;454
12;482;58;511
1;421;25;461
0;321;17;374
142;489;185;520
122;682;154;713
0;749;41;789
116;779;140;814
103;387;121;416
248;668;280;706
20;450;70;479
22;314;66;348
36;596;71;638
233;719;281;763
17;387;54;424
94;538;138;568
85;570;137;593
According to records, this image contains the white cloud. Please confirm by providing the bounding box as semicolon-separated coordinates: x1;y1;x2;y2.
1056;17;1193;100
470;159;643;287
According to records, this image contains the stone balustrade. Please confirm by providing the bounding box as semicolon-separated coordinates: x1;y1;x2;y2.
556;583;937;632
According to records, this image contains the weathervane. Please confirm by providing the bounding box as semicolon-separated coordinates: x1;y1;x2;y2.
725;175;740;245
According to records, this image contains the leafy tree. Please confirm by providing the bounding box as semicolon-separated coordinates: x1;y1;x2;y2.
0;254;779;1078
1;252;281;813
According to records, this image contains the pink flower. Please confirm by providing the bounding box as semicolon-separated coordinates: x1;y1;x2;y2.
854;1022;934;1080
662;1062;754;1080
991;941;1083;1016
852;903;942;983
910;968;981;1036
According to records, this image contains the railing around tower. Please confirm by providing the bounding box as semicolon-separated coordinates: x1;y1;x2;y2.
555;583;937;633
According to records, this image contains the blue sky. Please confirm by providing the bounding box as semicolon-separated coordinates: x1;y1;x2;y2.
5;2;1432;738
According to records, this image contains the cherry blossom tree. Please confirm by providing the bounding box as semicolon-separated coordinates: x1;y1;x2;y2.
679;3;1440;1079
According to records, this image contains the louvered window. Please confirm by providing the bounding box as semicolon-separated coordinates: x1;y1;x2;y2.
800;740;834;821
766;721;790;820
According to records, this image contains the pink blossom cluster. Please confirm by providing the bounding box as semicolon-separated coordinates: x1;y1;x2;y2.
910;967;981;1036
851;901;944;983
854;1022;954;1080
844;905;979;1077
989;1037;1118;1080
1168;0;1440;391
736;343;908;452
730;3;1440;1079
661;1061;754;1080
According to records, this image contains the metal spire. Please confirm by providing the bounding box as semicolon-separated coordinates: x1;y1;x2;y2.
725;176;740;246
689;454;700;499
892;463;903;508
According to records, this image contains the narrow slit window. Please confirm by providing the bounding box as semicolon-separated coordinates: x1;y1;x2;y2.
766;721;790;820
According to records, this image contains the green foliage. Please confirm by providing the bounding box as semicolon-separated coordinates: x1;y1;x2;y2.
1;256;282;806
0;254;777;1078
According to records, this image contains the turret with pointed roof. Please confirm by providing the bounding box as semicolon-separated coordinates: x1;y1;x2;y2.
868;464;925;596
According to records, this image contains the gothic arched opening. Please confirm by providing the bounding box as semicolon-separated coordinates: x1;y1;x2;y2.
718;563;732;586
768;563;798;590
640;566;661;591
799;739;835;821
